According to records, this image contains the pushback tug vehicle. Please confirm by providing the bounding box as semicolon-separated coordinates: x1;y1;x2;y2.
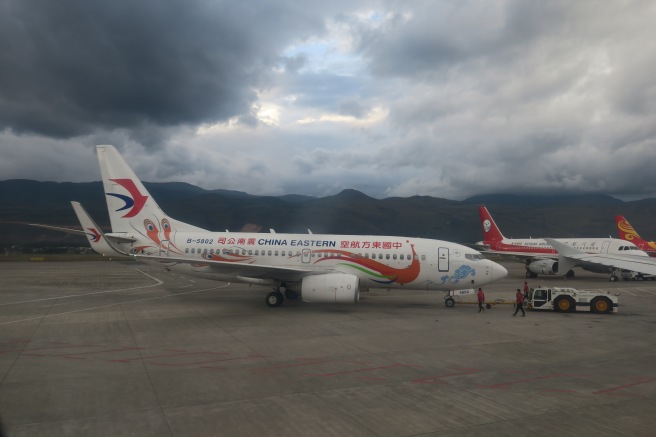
527;287;618;313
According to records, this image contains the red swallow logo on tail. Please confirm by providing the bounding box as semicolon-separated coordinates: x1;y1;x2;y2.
106;179;148;218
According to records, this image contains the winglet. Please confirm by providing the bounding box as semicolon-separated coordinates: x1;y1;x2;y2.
544;238;581;275
543;238;583;256
71;201;129;257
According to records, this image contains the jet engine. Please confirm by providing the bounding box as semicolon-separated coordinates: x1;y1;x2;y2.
298;273;360;304
526;259;558;276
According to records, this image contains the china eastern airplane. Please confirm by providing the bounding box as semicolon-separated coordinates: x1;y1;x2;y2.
476;206;654;279
33;145;508;307
615;215;656;256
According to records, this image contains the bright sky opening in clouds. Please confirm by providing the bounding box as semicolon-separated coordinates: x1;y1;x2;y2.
1;0;656;200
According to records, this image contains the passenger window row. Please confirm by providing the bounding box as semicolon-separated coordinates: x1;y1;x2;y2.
183;247;418;261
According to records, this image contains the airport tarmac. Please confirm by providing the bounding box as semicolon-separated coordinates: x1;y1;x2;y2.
1;260;655;437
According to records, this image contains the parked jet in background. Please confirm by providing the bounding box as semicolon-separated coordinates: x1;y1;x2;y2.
476;206;648;279
33;145;507;307
545;238;656;282
615;216;656;256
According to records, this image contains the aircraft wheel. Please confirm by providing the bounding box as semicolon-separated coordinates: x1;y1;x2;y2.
525;271;533;279
609;275;618;282
566;270;575;278
266;291;284;307
445;297;455;308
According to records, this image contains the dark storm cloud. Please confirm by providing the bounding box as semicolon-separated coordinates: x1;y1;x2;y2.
2;1;656;201
352;2;594;78
0;0;327;139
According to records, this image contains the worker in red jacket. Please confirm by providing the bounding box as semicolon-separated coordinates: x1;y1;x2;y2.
513;288;526;317
477;288;485;313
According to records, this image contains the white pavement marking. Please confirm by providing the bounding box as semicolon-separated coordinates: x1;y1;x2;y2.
617;288;637;296
0;268;163;306
127;289;164;296
0;283;231;325
42;301;81;308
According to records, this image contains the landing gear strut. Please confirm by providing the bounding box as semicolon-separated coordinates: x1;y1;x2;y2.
266;282;301;307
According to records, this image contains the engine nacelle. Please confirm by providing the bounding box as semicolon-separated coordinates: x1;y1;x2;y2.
299;273;360;304
527;259;558;275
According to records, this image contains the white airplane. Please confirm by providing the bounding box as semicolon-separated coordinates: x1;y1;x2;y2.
34;145;508;307
476;206;651;279
545;238;656;282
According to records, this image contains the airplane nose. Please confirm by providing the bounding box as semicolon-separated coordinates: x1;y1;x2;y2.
490;261;508;282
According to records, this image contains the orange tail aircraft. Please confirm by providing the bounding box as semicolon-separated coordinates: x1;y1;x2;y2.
615;216;656;256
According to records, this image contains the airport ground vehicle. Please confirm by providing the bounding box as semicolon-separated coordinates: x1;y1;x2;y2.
609;269;656;282
527;287;618;313
444;289;505;308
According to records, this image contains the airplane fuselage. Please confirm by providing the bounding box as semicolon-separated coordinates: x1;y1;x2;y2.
478;237;645;256
117;231;506;291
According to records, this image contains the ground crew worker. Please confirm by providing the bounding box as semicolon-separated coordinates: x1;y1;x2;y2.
477;288;485;313
523;281;529;299
513;288;526;317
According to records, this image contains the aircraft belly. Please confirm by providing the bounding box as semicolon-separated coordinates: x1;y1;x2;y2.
580;262;612;274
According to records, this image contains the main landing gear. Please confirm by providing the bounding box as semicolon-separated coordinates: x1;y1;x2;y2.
265;285;299;307
266;290;284;307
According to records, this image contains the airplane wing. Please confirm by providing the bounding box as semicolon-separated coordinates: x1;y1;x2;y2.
30;222;136;244
33;202;136;257
478;249;556;262
545;238;656;276
30;223;88;237
138;254;328;283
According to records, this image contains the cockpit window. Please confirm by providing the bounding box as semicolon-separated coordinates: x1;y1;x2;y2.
465;254;483;261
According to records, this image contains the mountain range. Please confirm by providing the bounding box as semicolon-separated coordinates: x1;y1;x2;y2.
2;179;656;248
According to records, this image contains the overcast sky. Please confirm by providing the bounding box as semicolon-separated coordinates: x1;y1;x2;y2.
1;0;656;200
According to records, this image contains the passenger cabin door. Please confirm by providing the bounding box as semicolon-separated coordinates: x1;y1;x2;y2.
601;241;610;253
301;249;312;263
438;247;449;272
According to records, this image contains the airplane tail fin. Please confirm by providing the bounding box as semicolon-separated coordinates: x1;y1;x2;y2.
616;215;643;242
478;206;506;243
615;215;650;247
97;145;207;234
